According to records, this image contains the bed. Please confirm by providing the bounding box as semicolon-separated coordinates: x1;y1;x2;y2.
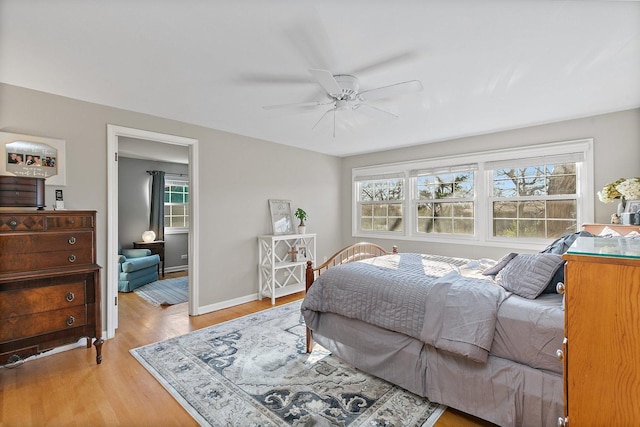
301;242;567;427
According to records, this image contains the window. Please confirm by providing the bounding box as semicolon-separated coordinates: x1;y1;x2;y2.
414;166;475;235
489;160;578;239
352;139;594;248
164;175;189;233
356;176;404;233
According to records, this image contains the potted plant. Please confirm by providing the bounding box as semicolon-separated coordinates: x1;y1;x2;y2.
294;208;308;234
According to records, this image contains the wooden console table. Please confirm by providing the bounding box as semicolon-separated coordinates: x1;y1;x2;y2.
133;240;165;277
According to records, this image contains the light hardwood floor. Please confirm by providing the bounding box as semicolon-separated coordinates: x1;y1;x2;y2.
0;271;493;426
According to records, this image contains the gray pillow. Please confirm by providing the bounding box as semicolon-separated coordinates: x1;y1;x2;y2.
482;252;518;276
496;253;565;299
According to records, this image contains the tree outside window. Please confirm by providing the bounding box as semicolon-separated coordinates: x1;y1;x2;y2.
491;163;577;239
358;178;404;232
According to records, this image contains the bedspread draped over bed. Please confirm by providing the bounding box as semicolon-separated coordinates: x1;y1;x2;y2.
301;253;508;363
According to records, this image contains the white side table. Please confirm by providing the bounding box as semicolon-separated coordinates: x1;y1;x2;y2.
258;233;316;305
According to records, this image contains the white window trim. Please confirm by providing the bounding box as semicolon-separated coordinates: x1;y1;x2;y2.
352;139;594;251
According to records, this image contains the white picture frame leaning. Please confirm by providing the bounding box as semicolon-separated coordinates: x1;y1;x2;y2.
296;245;308;261
625;200;640;214
269;199;294;235
0;132;66;186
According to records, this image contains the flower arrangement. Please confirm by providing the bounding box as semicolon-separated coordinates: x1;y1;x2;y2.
616;177;640;200
598;177;640;203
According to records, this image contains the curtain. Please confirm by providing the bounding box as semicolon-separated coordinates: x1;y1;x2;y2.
149;170;165;241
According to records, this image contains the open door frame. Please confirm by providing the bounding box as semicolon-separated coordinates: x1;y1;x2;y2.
106;125;200;338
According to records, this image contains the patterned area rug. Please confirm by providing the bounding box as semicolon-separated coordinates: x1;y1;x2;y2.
133;276;188;306
131;301;445;426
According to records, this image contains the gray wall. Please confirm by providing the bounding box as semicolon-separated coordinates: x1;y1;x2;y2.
1;83;343;313
342;108;640;260
118;156;189;271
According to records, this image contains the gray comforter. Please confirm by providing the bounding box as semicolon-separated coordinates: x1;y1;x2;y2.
301;253;507;363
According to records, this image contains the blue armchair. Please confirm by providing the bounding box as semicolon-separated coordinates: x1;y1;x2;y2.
118;248;161;292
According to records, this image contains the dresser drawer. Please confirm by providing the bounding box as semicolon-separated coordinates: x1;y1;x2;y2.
0;231;93;254
0;250;94;273
46;214;94;230
0;281;86;318
0;214;46;232
0;305;87;341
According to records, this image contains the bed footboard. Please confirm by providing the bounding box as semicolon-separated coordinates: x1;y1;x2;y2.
304;242;397;352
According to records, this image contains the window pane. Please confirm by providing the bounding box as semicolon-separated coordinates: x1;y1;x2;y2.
494;178;517;197
454;219;474;234
453;202;474;218
494;219;517;237
389;218;403;232
360;183;373;201
373;204;388;216
373;218;388;230
548;220;577;238
518;220;545;238
548;175;576;195
493;201;517;218
417;217;431;233
361;218;373;230
388;203;402;216
434;218;453;233
547;199;576;219
520;201;545;218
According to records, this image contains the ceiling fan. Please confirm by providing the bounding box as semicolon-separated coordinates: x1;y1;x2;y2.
263;69;423;137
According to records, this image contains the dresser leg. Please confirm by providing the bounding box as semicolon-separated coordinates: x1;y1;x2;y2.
94;338;104;364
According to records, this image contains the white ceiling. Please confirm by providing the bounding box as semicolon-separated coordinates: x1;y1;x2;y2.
1;0;639;157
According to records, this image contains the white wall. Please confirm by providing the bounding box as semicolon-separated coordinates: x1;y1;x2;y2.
341;108;640;260
0;83;343;314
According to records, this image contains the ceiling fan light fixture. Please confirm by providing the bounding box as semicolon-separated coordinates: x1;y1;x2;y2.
333;75;359;100
335;100;350;111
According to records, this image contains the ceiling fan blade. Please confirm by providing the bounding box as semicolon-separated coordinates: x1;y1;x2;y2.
358;80;423;102
309;69;342;97
353;103;398;120
262;99;333;111
312;108;335;130
351;51;421;76
237;72;313;85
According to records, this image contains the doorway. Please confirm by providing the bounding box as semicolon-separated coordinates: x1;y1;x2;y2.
106;125;200;339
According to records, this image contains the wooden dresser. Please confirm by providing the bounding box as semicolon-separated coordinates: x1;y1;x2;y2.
559;237;640;426
0;210;103;366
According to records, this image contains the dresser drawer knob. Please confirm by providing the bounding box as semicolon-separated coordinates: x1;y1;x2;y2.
66;316;75;326
67;218;75;224
68;236;77;245
8;219;18;228
557;416;568;426
556;282;565;294
65;292;75;302
556;349;564;361
68;254;77;263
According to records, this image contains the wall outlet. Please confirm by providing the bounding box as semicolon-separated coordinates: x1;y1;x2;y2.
181;254;188;260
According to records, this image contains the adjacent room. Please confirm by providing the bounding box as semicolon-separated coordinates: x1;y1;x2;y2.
1;1;639;426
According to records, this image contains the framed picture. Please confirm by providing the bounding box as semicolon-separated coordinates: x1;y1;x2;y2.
625;200;640;214
269;199;294;235
296;245;308;261
0;132;66;186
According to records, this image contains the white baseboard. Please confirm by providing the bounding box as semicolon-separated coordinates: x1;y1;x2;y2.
197;293;260;315
164;265;188;274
